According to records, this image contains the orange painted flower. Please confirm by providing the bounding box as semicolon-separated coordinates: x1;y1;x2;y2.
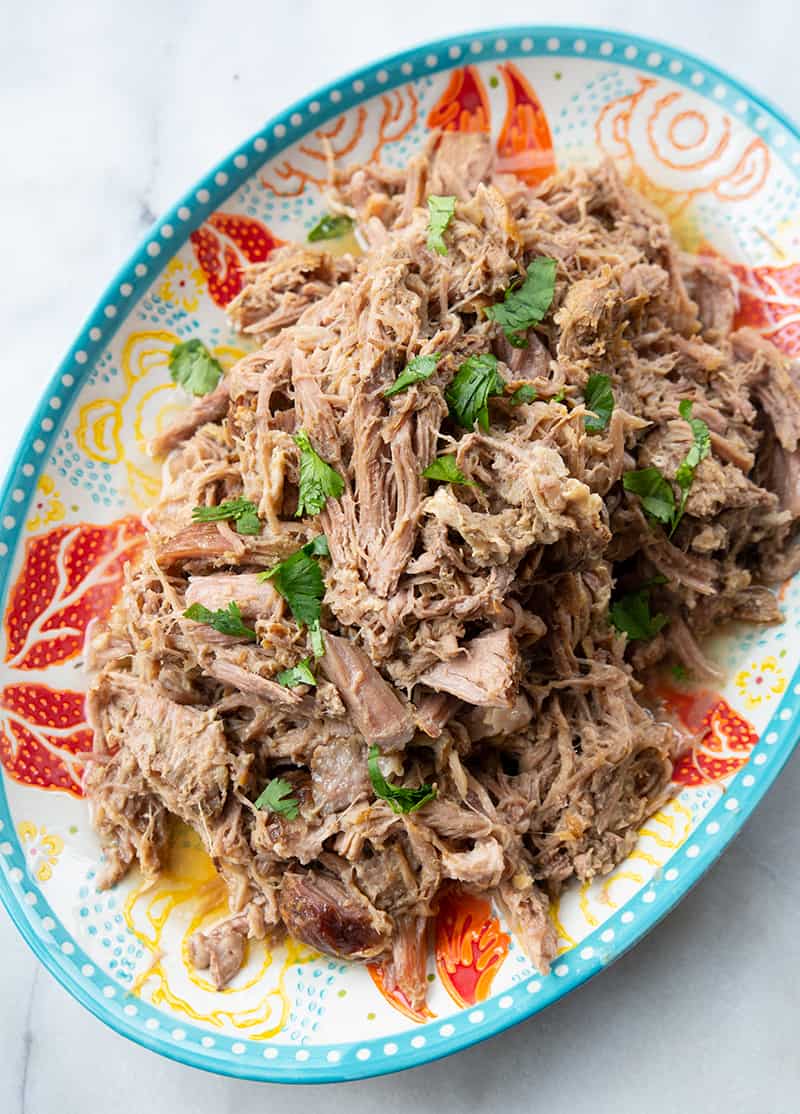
435;890;510;1008
427;66;490;133
731;259;800;357
495;62;556;185
367;963;435;1023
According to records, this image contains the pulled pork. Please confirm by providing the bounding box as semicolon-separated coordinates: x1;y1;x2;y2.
85;134;800;1010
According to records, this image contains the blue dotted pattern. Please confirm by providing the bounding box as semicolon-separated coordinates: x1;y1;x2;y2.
1;25;800;1084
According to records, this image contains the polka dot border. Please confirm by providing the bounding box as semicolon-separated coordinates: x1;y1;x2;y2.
0;23;799;1085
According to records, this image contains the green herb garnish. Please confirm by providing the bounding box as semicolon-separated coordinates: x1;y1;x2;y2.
583;374;614;433
674;400;711;529
622;467;676;527
609;587;669;642
276;657;317;689
624;401;711;535
421;454;475;485
308;213;354;242
258;536;328;653
168;339;223;397
183;600;257;641
426;195;456;255
671;663;690;682
509;384;537;406
191;497;261;536
367;745;437;814
384;354;440;398
254;777;300;819
445;353;505;431
552;387;567;403
484;257;557;347
294;430;345;518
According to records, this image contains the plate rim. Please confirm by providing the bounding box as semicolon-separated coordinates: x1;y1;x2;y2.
1;23;799;1084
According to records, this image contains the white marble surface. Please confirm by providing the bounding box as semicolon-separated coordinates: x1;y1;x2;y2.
2;1;800;1110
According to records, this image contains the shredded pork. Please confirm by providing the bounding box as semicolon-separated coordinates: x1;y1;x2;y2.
85;133;800;1009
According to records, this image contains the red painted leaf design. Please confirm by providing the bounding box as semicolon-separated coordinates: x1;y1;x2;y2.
658;685;759;787
731;259;800;357
0;683;91;795
496;62;556;186
189;212;283;308
427;66;490;133
367;963;435;1024
435;890;510;1008
4;517;145;671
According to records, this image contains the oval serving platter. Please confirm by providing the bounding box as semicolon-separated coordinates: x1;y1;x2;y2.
2;26;800;1084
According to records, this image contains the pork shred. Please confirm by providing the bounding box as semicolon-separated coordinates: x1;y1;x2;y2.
85;138;800;1000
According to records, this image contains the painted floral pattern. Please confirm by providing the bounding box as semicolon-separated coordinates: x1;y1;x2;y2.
26;475;65;533
18;820;64;881
189;212;282;307
0;683;92;795
158;257;207;312
3;517;145;671
735;655;787;707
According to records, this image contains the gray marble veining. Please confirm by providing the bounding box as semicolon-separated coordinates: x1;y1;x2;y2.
2;1;800;1110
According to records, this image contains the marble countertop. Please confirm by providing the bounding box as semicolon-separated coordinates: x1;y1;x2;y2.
2;1;800;1110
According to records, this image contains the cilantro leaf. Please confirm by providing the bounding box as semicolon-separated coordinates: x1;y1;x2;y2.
623;467;676;526
191;497;261;536
552;387;567;403
367;746;436;815
426;195;456;255
168;339;223;397
445;354;505;431
421;454;475;486
584;374;614;433
259;549;324;628
484;257;557;347
308;213;353;242
254;777;300;819
509;384;537;406
294;430;345;518
183;600;257;641
302;534;330;558
672;400;711;533
671;663;691;682
309;619;325;659
276;657;316;689
609;587;669;642
384;354;440;398
258;538;329;650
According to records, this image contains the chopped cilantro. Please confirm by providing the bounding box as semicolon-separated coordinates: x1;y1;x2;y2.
308;213;353;242
623;467;675;526
583;374;614;433
168;339;223;397
367;746;436;814
445;353;505;431
426;195;456;255
276;657;317;689
384;354;440;398
421;454;475;485
673;400;711;531
484;257;557;347
191;497;261;536
258;536;328;653
294;430;345;518
183;600;257;641
509;384;537;406
609;587;669;642
254;777;300;819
